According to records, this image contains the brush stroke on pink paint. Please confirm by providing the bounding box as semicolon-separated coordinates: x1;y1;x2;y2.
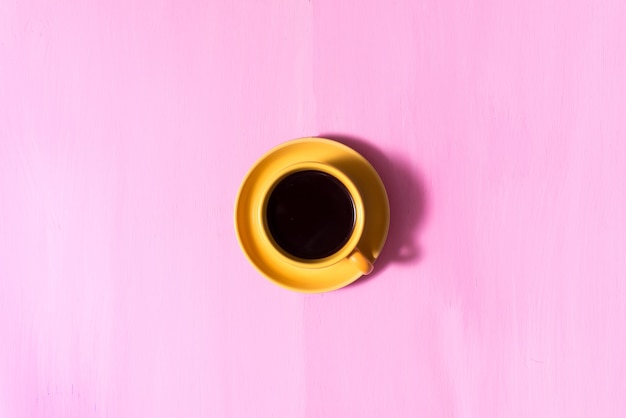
1;0;625;417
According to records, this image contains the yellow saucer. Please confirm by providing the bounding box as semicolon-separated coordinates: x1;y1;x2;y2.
234;138;390;293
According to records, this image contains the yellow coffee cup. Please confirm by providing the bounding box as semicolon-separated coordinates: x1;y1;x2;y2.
235;137;389;292
257;161;374;275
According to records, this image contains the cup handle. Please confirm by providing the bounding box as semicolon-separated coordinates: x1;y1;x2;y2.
348;248;373;275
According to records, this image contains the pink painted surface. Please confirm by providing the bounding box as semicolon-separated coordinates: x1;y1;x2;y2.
1;0;626;416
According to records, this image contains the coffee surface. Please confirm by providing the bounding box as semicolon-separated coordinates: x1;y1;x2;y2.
266;170;355;260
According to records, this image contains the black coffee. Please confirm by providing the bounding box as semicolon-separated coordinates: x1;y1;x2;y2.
266;170;355;260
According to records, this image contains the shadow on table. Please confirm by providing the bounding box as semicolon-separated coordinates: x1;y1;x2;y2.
321;133;429;287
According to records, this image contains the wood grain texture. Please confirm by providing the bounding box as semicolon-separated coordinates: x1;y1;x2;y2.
1;0;625;417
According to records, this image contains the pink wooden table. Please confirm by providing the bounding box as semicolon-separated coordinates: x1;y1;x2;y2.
2;0;625;417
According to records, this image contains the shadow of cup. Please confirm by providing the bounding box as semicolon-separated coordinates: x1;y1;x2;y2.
321;134;428;284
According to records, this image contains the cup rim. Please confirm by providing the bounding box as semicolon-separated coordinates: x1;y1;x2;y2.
257;161;366;269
